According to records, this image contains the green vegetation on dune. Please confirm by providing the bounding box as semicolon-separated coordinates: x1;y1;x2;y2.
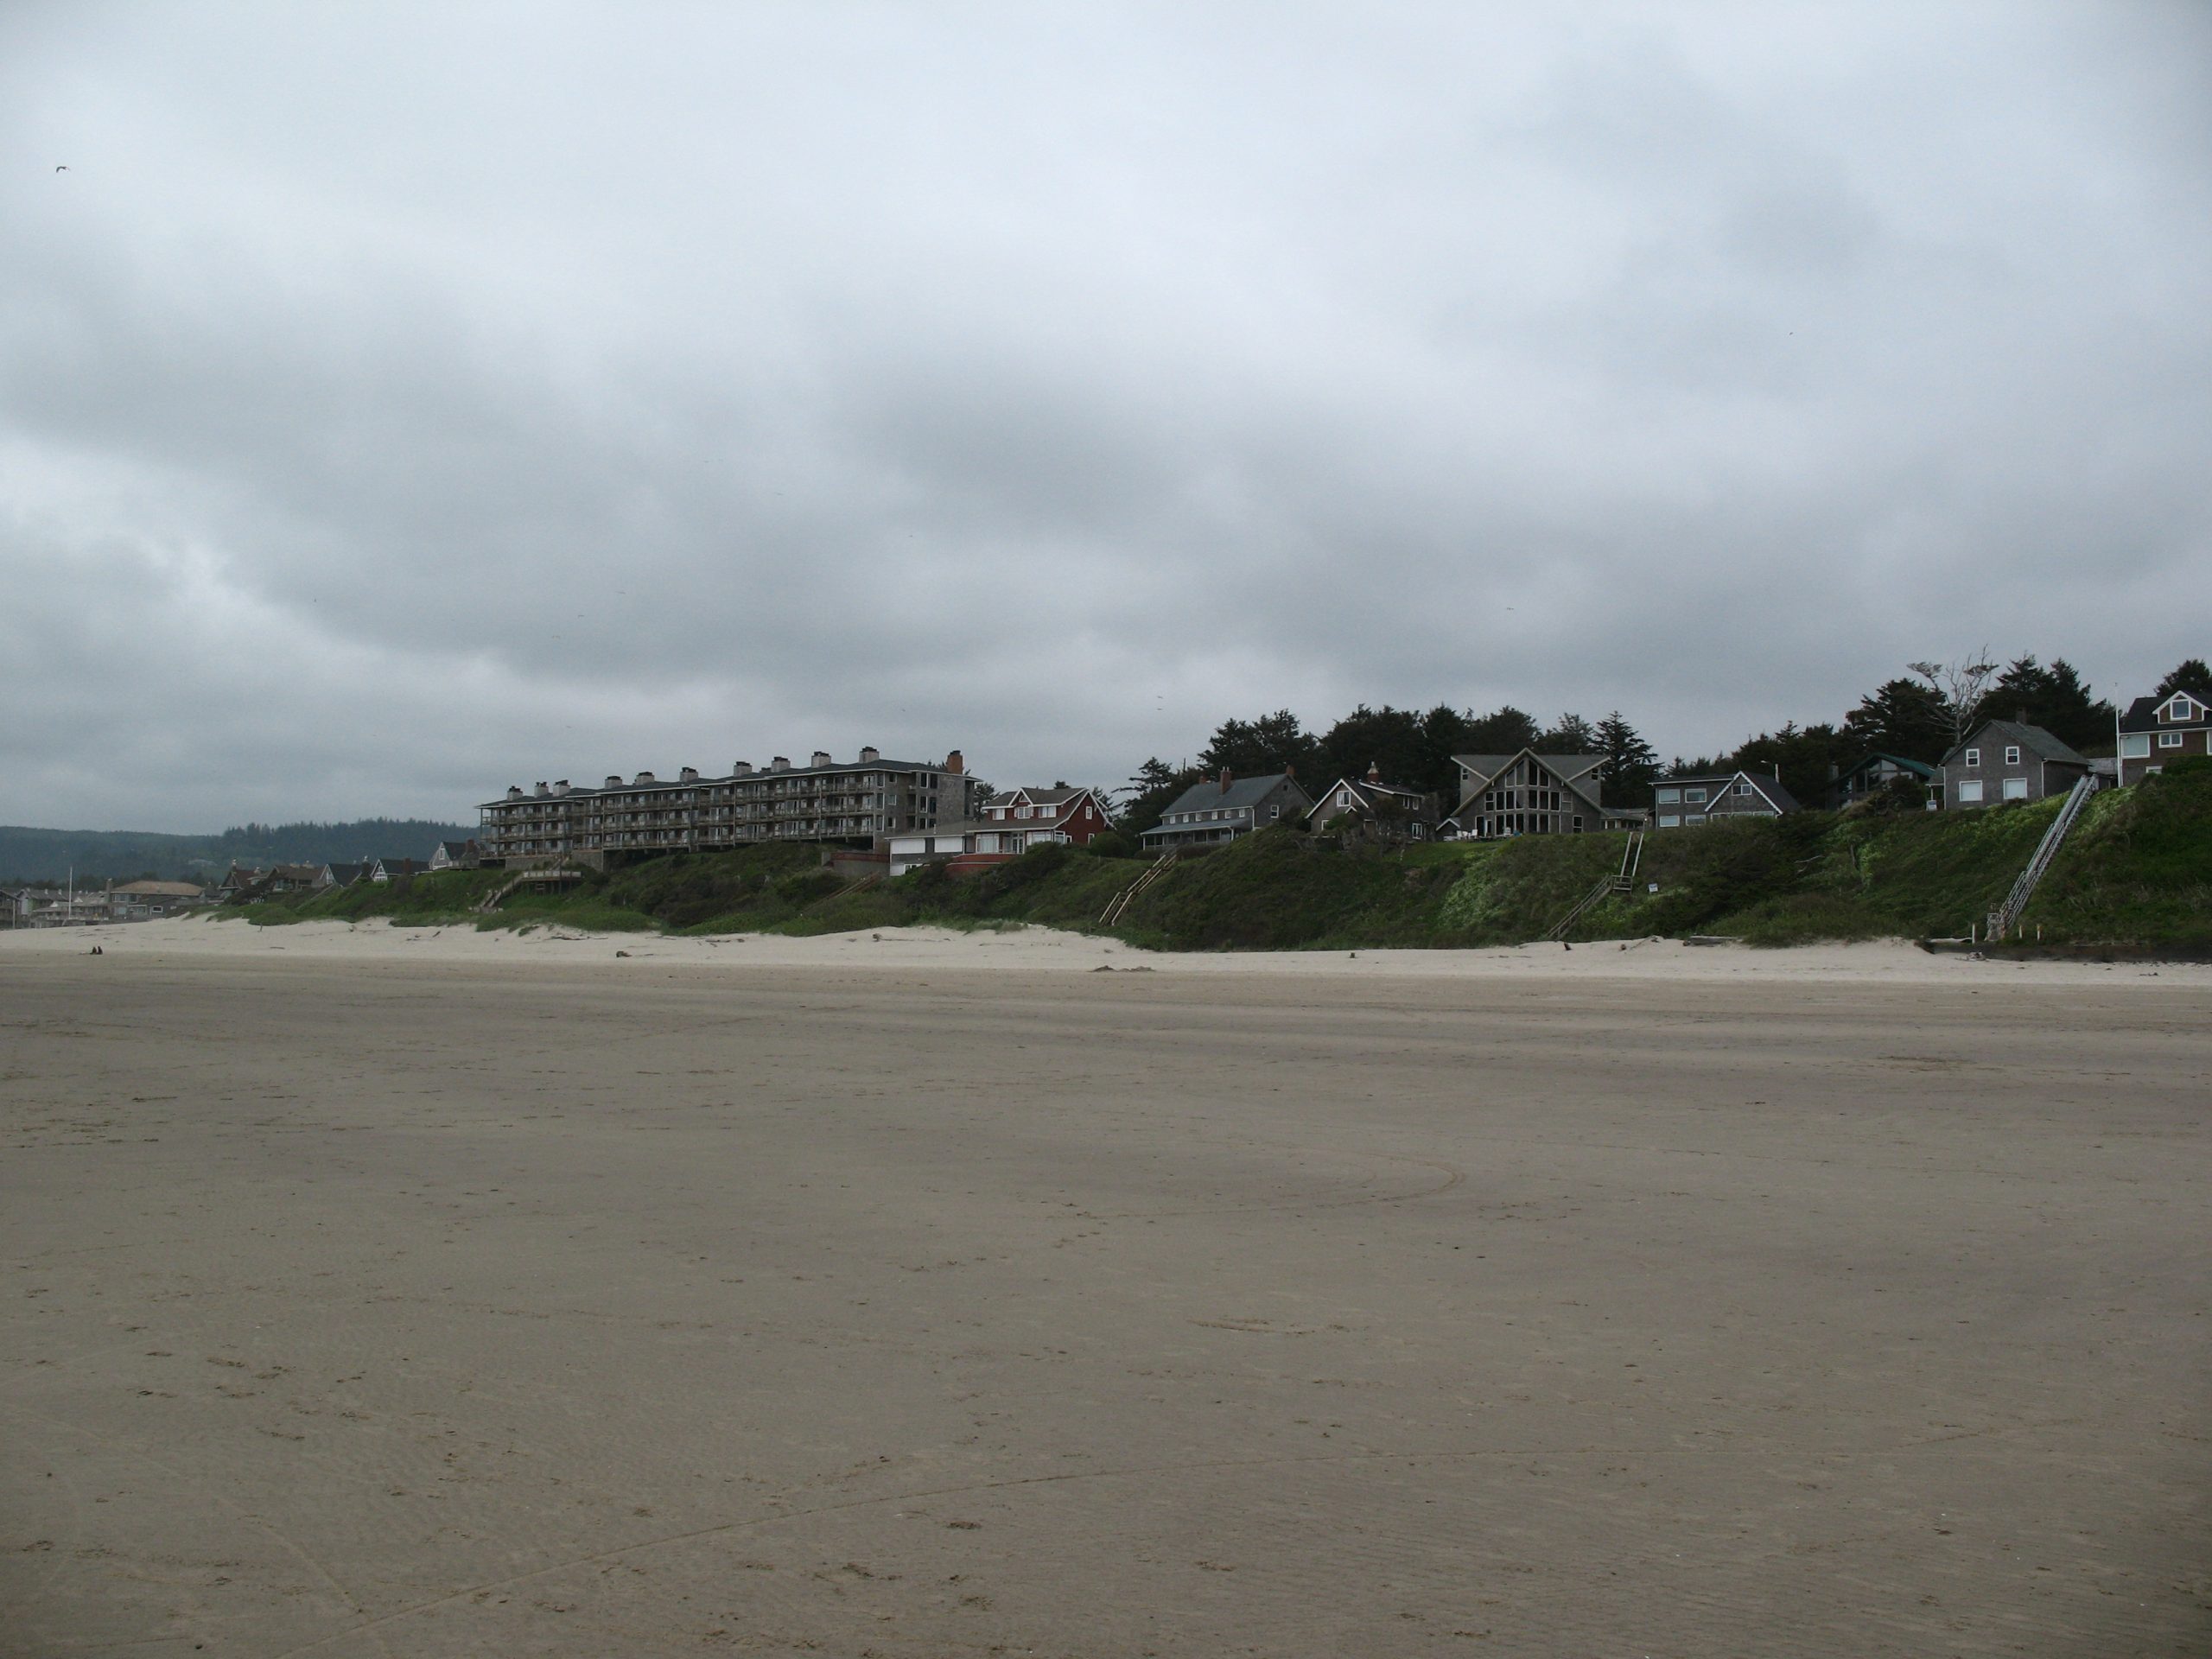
232;767;2212;951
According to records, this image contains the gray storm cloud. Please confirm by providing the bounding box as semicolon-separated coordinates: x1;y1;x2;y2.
3;3;2207;830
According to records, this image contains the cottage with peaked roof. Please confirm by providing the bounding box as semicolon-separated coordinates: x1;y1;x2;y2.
1140;771;1313;851
429;838;486;873
319;862;370;889
1653;770;1797;829
2117;683;2212;785
1306;765;1442;842
369;858;428;883
1829;751;1936;810
887;785;1115;876
1940;720;2088;810
1446;751;1637;839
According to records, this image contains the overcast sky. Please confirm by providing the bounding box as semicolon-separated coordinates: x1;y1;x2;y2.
3;3;2207;830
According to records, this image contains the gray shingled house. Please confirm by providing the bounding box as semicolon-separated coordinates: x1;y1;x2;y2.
1652;770;1797;829
1939;720;2088;810
1141;771;1313;850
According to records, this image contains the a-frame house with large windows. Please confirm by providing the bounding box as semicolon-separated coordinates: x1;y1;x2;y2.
1446;750;1637;839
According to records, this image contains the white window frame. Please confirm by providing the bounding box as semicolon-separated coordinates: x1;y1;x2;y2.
2158;731;2183;749
1656;813;1680;828
2002;777;2029;800
1958;779;1985;803
2004;746;2020;766
1964;748;1980;767
1656;786;1680;804
2120;734;2151;758
1683;787;1707;804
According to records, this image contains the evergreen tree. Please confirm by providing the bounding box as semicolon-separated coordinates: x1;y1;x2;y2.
1593;712;1659;807
1978;655;2114;751
1317;704;1430;792
2154;658;2211;699
1842;678;1953;764
1116;757;1199;837
1196;709;1320;779
1540;711;1598;753
1461;705;1541;754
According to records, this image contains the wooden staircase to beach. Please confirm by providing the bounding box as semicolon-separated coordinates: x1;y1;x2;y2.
1100;854;1175;927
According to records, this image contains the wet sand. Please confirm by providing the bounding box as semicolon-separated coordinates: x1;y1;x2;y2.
3;923;2207;1656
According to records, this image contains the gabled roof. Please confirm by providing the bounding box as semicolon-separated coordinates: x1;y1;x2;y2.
987;785;1091;809
1452;752;1604;785
1660;770;1798;811
1154;772;1310;821
1837;751;1936;782
2119;688;2212;732
1449;749;1608;823
1942;720;2088;768
270;863;324;881
436;840;479;856
1308;775;1436;817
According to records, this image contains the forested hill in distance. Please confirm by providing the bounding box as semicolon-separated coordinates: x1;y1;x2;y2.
0;819;476;885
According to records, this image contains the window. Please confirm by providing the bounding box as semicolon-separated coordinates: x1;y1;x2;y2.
2121;734;2151;758
2003;778;2029;800
2159;731;2183;748
2004;746;2020;766
1683;787;1707;804
1685;814;1706;825
1958;779;1985;803
1656;787;1680;804
1657;813;1680;828
1964;748;1980;767
1733;780;1751;797
2167;696;2197;720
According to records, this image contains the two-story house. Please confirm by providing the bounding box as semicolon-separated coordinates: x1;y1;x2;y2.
1446;751;1638;839
1939;720;2088;810
887;785;1114;876
1652;770;1797;829
1306;765;1442;841
2117;684;2212;785
1140;772;1313;851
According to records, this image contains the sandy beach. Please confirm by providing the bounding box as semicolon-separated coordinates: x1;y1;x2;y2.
3;918;2207;1655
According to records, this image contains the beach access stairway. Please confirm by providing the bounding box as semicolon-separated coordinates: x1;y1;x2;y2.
1986;772;2097;941
1100;854;1175;927
1545;830;1644;943
475;864;586;912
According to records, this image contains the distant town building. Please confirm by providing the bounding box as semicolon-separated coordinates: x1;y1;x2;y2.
109;880;206;919
369;859;428;883
887;785;1113;877
1306;765;1443;841
1939;720;2089;810
1652;771;1797;829
1140;771;1313;851
319;862;371;889
478;749;991;866
2117;683;2212;785
1447;751;1637;839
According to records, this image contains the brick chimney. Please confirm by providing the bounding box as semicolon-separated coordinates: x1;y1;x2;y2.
1365;760;1382;783
945;750;964;774
1218;767;1232;793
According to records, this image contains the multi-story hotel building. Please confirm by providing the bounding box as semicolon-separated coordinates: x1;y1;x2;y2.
480;748;989;866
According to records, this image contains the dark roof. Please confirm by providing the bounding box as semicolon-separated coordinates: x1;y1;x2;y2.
1152;772;1310;822
1837;752;1936;782
1452;751;1604;784
986;785;1091;808
1942;720;2088;768
2119;688;2212;733
1658;771;1798;812
479;755;963;809
1307;776;1437;818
